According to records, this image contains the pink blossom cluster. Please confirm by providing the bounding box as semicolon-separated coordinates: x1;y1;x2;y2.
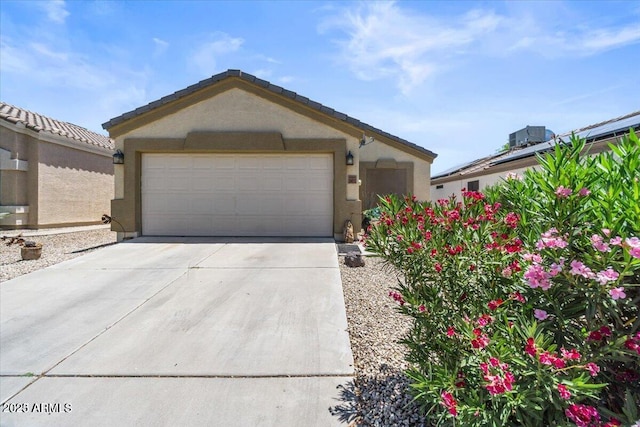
595;267;619;285
389;291;405;306
591;234;611;252
524;262;552;290
555;186;573;198
480;357;515;395
624;332;640;355
536;228;568;250
565;404;600;427
471;328;490;349
569;260;595;279
440;390;457;416
587;326;612;342
626;236;640;258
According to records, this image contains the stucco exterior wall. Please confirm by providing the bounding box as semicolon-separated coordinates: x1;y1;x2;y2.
431;166;530;201
37;141;114;226
358;140;431;201
114;88;431;207
1;121;114;228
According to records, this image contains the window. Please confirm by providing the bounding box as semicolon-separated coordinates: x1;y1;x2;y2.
467;180;480;192
436;184;443;189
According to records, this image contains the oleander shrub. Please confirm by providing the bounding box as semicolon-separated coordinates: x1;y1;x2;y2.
364;131;640;426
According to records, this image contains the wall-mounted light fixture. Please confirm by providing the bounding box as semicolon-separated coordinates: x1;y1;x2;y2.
346;150;354;166
113;149;124;164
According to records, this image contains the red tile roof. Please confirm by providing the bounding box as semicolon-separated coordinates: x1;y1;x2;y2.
0;102;114;150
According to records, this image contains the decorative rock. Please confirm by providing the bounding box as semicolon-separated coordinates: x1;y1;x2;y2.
344;251;365;267
343;220;355;243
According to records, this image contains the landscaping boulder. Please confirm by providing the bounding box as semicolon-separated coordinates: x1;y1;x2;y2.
344;251;365;267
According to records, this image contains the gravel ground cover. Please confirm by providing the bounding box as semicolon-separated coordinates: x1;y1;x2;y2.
0;228;117;282
334;255;428;427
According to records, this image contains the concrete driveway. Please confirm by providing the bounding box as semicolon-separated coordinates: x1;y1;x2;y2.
0;237;354;426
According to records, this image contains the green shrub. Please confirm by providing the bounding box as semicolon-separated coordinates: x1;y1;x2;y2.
364;131;640;426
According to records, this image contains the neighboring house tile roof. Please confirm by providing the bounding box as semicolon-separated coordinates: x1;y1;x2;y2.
432;111;640;181
102;69;436;159
0;101;115;150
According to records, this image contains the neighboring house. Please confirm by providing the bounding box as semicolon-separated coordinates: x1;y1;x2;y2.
0;102;115;229
102;69;437;241
431;111;640;200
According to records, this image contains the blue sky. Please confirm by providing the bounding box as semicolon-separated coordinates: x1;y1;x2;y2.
1;1;639;174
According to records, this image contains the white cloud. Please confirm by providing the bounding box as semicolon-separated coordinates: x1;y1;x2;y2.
152;37;169;57
190;32;244;75
40;0;69;24
580;26;640;52
0;32;148;132
320;2;502;94
320;1;640;93
278;76;295;84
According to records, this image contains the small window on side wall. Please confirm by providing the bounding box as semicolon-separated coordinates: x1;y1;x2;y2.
467;180;480;192
436;184;443;189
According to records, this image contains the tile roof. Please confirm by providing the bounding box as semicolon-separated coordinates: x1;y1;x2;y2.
0;102;114;150
102;69;437;159
432;111;640;180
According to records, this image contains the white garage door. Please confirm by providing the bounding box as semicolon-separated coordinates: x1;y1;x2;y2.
141;153;333;237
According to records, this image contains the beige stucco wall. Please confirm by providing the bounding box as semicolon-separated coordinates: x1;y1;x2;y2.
431;166;530;201
0;121;114;228
37;141;114;226
114;87;431;205
358;140;431;201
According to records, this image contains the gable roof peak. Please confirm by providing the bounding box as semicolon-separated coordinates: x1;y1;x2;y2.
102;69;436;160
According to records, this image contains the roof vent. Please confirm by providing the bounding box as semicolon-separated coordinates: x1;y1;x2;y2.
509;126;548;148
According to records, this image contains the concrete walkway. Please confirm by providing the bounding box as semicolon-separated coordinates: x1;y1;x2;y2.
0;237;354;426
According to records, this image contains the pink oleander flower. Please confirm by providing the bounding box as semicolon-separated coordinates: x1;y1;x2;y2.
389;291;405;305
440;391;457;417
578;187;591;196
539;351;565;369
536;228;568;250
555;186;573;198
549;259;564;276
602;228;611;236
447;326;456;337
561;347;581;360
565;404;600;427
569;260;595;279
525;338;537;357
610;287;626;300
418;304;426;313
471;332;490;349
558;384;571;399
477;314;493;326
585;362;600;377
610;236;623;246
626;237;640;258
534;309;549;321
510;291;526;303
596;268;619;285
591;234;611;252
487;299;504;310
524;264;552;290
523;252;543;263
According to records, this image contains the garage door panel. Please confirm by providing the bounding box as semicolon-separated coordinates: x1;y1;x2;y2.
142;153;333;236
262;176;283;191
213;196;235;214
237;176;259;191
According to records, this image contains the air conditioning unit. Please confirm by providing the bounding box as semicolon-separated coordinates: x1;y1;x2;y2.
509;126;547;148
